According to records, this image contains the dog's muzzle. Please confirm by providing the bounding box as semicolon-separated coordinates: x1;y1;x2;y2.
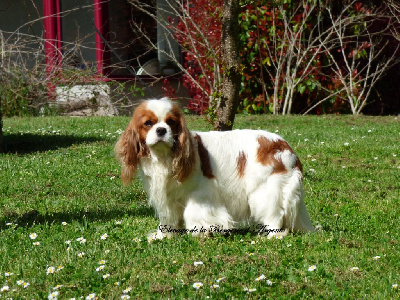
156;127;167;137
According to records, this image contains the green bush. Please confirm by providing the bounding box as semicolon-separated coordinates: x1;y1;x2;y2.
0;68;49;117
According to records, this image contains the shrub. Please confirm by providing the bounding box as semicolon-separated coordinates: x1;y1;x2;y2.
0;68;49;117
173;0;400;115
175;0;223;115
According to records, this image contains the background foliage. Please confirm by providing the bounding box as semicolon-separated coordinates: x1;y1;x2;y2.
174;0;400;115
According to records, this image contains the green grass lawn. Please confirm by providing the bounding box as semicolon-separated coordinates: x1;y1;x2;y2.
1;114;399;299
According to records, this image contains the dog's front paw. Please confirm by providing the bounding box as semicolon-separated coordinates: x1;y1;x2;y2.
147;230;163;243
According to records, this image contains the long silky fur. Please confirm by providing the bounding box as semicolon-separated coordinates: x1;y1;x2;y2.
171;109;196;183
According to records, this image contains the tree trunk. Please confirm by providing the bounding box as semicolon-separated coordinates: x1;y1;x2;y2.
214;0;241;131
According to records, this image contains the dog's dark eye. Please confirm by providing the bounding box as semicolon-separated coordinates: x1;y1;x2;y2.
166;119;176;126
144;120;153;127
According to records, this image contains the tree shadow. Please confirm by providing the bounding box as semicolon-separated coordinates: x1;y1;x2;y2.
2;133;105;154
0;205;154;230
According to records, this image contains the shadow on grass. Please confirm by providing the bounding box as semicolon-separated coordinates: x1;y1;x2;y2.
0;205;154;230
0;208;321;240
2;133;105;154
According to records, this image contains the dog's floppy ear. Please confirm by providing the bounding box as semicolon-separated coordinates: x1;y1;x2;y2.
172;110;196;182
115;123;141;185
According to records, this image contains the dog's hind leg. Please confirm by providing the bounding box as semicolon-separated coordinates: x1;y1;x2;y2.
249;171;313;238
248;175;288;238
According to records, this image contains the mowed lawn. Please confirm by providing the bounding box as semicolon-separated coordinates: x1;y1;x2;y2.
0;113;399;299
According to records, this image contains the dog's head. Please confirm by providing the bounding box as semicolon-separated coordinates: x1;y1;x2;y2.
115;98;196;185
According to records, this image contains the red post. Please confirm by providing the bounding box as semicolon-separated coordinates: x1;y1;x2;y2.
55;0;62;55
43;0;58;98
94;0;109;76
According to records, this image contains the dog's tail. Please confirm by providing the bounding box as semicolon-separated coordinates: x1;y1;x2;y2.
283;170;314;232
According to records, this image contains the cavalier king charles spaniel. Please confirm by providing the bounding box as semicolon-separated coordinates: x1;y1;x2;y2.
115;98;313;239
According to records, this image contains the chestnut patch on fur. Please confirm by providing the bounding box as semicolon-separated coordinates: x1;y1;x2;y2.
256;136;293;174
165;106;182;139
295;157;303;173
132;103;159;144
194;134;215;179
236;151;247;178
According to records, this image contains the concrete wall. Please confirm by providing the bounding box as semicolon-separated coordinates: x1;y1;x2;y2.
55;78;190;116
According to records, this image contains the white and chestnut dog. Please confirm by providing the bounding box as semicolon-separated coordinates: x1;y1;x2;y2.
115;98;313;239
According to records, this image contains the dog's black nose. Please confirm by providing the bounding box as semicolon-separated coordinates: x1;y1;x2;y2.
156;127;167;137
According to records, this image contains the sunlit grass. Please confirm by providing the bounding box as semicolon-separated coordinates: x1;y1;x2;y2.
1;114;399;298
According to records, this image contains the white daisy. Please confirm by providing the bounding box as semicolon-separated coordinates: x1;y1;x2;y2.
96;265;105;272
255;274;266;281
53;285;63;290
76;237;86;244
1;285;10;292
48;291;59;300
192;282;203;289
122;287;132;294
308;265;317;272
